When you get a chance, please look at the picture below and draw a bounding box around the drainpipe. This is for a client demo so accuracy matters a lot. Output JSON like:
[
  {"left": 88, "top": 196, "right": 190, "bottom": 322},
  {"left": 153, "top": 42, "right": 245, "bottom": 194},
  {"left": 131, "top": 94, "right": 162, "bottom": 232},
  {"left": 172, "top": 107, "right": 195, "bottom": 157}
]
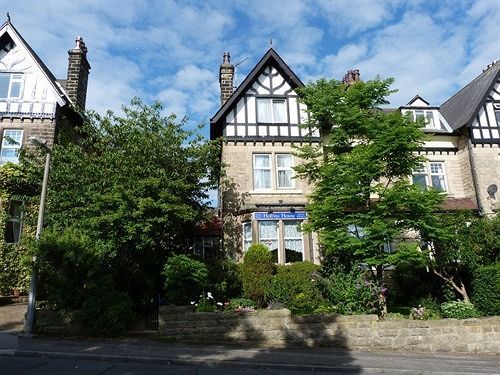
[{"left": 467, "top": 139, "right": 484, "bottom": 216}]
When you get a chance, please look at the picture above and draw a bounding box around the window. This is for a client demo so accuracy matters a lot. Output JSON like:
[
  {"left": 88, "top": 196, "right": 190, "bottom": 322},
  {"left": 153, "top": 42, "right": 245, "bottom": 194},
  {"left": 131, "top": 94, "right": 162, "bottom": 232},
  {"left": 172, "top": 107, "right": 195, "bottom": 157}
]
[
  {"left": 0, "top": 73, "right": 23, "bottom": 99},
  {"left": 258, "top": 220, "right": 279, "bottom": 262},
  {"left": 284, "top": 221, "right": 303, "bottom": 263},
  {"left": 193, "top": 236, "right": 219, "bottom": 260},
  {"left": 253, "top": 153, "right": 294, "bottom": 190},
  {"left": 243, "top": 222, "right": 252, "bottom": 251},
  {"left": 0, "top": 129, "right": 23, "bottom": 164},
  {"left": 276, "top": 154, "right": 293, "bottom": 188},
  {"left": 412, "top": 162, "right": 447, "bottom": 192},
  {"left": 495, "top": 110, "right": 500, "bottom": 126},
  {"left": 257, "top": 98, "right": 286, "bottom": 123},
  {"left": 4, "top": 200, "right": 23, "bottom": 244},
  {"left": 254, "top": 154, "right": 272, "bottom": 189},
  {"left": 412, "top": 110, "right": 436, "bottom": 129}
]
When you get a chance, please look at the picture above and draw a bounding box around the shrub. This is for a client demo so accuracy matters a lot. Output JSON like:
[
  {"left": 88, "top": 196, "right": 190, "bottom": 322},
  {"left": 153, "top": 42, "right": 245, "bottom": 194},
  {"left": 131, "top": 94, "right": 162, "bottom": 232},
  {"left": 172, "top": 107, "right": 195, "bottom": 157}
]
[
  {"left": 413, "top": 295, "right": 442, "bottom": 319},
  {"left": 227, "top": 297, "right": 256, "bottom": 311},
  {"left": 162, "top": 254, "right": 209, "bottom": 305},
  {"left": 266, "top": 261, "right": 321, "bottom": 308},
  {"left": 80, "top": 291, "right": 135, "bottom": 337},
  {"left": 316, "top": 268, "right": 377, "bottom": 315},
  {"left": 206, "top": 258, "right": 242, "bottom": 301},
  {"left": 441, "top": 300, "right": 480, "bottom": 319},
  {"left": 472, "top": 263, "right": 500, "bottom": 316},
  {"left": 240, "top": 244, "right": 275, "bottom": 306}
]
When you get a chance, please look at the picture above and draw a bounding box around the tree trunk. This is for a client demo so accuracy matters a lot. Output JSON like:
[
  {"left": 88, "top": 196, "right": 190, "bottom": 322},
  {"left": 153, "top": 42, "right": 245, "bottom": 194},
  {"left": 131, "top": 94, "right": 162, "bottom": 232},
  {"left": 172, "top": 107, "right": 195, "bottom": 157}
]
[{"left": 432, "top": 268, "right": 470, "bottom": 303}]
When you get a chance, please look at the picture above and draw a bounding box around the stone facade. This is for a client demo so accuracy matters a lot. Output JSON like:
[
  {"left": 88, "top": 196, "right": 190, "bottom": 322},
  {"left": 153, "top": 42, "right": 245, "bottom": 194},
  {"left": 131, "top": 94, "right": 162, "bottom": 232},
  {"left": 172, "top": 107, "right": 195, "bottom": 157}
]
[{"left": 159, "top": 307, "right": 500, "bottom": 354}]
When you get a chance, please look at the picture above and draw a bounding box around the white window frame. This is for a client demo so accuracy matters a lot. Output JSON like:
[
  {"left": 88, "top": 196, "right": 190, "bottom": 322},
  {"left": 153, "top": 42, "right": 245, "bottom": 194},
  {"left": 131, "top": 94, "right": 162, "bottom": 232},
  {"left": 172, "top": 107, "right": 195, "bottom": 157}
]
[
  {"left": 0, "top": 129, "right": 23, "bottom": 165},
  {"left": 253, "top": 154, "right": 272, "bottom": 190},
  {"left": 242, "top": 222, "right": 252, "bottom": 251},
  {"left": 412, "top": 162, "right": 448, "bottom": 192},
  {"left": 256, "top": 98, "right": 287, "bottom": 123},
  {"left": 276, "top": 154, "right": 294, "bottom": 189},
  {"left": 0, "top": 73, "right": 24, "bottom": 99}
]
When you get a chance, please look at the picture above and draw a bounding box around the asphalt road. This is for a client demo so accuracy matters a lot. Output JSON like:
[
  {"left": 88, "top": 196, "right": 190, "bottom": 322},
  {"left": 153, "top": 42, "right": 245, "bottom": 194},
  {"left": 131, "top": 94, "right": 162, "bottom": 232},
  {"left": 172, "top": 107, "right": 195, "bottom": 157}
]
[{"left": 2, "top": 355, "right": 311, "bottom": 375}]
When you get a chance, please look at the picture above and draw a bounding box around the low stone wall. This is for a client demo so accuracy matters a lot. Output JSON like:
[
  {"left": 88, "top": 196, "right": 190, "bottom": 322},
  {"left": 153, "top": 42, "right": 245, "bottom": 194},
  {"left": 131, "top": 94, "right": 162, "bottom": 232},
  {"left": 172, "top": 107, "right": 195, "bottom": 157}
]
[{"left": 159, "top": 307, "right": 500, "bottom": 354}]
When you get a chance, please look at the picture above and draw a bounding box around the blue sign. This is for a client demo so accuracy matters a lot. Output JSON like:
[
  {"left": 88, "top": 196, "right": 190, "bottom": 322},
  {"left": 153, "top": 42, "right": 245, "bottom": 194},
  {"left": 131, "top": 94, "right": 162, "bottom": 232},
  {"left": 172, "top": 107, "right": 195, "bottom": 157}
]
[{"left": 254, "top": 212, "right": 307, "bottom": 220}]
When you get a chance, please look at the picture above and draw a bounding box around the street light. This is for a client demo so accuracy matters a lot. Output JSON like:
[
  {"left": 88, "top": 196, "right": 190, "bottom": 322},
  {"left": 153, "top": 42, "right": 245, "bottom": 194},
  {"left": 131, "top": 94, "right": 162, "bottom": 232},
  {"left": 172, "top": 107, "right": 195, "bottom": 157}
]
[{"left": 24, "top": 137, "right": 51, "bottom": 334}]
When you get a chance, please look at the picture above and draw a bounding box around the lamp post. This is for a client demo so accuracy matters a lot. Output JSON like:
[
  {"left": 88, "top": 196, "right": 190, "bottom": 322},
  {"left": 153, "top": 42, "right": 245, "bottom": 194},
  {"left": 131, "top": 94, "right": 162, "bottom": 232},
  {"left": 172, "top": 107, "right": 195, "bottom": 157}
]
[{"left": 24, "top": 137, "right": 51, "bottom": 334}]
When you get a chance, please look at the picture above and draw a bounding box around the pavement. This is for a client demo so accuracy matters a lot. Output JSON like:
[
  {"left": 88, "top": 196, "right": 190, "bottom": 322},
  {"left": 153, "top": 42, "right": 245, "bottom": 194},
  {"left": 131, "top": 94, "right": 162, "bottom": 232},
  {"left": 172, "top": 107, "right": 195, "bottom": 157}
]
[{"left": 1, "top": 330, "right": 499, "bottom": 374}]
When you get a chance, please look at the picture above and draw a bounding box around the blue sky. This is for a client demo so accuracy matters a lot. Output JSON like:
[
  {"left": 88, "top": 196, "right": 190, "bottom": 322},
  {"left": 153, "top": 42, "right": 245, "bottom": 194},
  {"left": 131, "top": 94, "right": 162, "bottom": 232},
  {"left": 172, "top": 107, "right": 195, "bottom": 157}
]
[{"left": 3, "top": 0, "right": 500, "bottom": 138}]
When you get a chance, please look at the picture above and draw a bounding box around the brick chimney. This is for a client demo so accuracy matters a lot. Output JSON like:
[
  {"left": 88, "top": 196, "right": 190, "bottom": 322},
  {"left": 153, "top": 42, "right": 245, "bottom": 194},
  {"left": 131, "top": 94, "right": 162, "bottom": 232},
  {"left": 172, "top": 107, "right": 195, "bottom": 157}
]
[
  {"left": 219, "top": 51, "right": 234, "bottom": 106},
  {"left": 342, "top": 69, "right": 360, "bottom": 85},
  {"left": 66, "top": 36, "right": 91, "bottom": 110}
]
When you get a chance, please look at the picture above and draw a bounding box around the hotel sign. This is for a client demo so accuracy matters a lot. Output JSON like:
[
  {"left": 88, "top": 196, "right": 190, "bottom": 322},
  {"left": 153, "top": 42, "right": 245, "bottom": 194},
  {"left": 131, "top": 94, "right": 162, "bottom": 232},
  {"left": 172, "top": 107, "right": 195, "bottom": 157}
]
[{"left": 254, "top": 212, "right": 307, "bottom": 220}]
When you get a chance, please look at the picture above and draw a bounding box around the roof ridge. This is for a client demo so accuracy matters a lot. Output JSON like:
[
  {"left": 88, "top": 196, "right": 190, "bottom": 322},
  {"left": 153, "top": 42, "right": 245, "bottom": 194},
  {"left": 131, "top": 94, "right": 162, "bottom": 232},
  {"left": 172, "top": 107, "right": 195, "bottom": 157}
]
[{"left": 441, "top": 60, "right": 500, "bottom": 107}]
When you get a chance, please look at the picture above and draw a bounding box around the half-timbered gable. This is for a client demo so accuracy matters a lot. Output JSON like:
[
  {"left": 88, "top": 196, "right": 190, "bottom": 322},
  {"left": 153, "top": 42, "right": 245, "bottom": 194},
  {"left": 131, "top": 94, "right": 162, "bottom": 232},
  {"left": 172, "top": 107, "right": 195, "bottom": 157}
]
[
  {"left": 0, "top": 18, "right": 90, "bottom": 166},
  {"left": 211, "top": 48, "right": 319, "bottom": 141},
  {"left": 400, "top": 95, "right": 452, "bottom": 133}
]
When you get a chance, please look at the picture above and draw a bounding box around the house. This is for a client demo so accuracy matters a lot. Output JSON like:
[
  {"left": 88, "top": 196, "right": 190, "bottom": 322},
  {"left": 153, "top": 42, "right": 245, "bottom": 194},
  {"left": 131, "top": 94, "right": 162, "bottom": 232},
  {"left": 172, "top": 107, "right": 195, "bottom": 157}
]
[
  {"left": 210, "top": 48, "right": 321, "bottom": 264},
  {"left": 211, "top": 48, "right": 499, "bottom": 263},
  {"left": 0, "top": 17, "right": 90, "bottom": 244}
]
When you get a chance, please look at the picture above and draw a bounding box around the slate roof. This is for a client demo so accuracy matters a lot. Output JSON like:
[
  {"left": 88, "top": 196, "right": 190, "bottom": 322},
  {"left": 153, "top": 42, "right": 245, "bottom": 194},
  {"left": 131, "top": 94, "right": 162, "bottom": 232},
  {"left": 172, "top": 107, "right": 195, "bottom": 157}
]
[
  {"left": 0, "top": 19, "right": 69, "bottom": 106},
  {"left": 210, "top": 48, "right": 304, "bottom": 139},
  {"left": 440, "top": 61, "right": 500, "bottom": 131}
]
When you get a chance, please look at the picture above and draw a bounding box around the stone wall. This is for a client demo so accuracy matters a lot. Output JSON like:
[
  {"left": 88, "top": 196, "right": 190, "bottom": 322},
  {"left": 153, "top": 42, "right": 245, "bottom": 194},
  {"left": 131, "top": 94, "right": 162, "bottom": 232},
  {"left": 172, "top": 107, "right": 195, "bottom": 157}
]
[{"left": 159, "top": 307, "right": 500, "bottom": 354}]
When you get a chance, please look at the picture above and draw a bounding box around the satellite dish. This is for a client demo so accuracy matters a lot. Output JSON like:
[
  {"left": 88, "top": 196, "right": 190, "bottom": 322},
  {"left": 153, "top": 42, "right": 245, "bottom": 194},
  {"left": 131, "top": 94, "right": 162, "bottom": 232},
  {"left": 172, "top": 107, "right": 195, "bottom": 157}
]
[{"left": 487, "top": 184, "right": 498, "bottom": 197}]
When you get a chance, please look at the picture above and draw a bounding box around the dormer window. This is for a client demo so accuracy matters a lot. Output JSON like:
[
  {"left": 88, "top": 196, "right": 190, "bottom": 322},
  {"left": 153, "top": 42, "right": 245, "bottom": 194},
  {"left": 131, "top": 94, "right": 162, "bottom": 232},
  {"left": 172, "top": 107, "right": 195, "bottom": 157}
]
[
  {"left": 257, "top": 98, "right": 286, "bottom": 123},
  {"left": 0, "top": 73, "right": 23, "bottom": 99},
  {"left": 413, "top": 110, "right": 436, "bottom": 129}
]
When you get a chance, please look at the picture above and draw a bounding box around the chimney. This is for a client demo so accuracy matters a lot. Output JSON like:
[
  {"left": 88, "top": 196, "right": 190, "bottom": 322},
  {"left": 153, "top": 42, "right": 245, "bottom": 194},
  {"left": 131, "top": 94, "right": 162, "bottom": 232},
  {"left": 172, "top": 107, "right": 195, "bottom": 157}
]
[
  {"left": 66, "top": 36, "right": 91, "bottom": 110},
  {"left": 342, "top": 69, "right": 360, "bottom": 85},
  {"left": 483, "top": 60, "right": 499, "bottom": 73},
  {"left": 219, "top": 51, "right": 234, "bottom": 106}
]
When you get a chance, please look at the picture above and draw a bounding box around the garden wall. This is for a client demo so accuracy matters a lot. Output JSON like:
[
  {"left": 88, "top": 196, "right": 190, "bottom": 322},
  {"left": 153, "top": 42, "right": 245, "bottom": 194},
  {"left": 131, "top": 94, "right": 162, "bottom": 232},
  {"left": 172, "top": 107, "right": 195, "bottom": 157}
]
[{"left": 159, "top": 306, "right": 500, "bottom": 354}]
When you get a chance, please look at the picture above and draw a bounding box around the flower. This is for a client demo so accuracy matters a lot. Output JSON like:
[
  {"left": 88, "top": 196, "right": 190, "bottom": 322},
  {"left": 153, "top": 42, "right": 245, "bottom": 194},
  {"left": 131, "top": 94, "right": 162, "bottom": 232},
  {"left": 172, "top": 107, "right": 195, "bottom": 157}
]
[
  {"left": 190, "top": 301, "right": 195, "bottom": 305},
  {"left": 216, "top": 302, "right": 223, "bottom": 306},
  {"left": 207, "top": 292, "right": 213, "bottom": 299}
]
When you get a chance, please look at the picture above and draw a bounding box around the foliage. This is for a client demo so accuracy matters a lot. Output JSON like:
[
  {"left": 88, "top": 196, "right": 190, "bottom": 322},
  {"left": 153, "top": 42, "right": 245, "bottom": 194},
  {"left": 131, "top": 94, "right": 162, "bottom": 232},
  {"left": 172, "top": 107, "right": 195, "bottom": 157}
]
[
  {"left": 472, "top": 263, "right": 500, "bottom": 316},
  {"left": 226, "top": 297, "right": 256, "bottom": 311},
  {"left": 441, "top": 300, "right": 480, "bottom": 319},
  {"left": 206, "top": 258, "right": 242, "bottom": 301},
  {"left": 295, "top": 78, "right": 444, "bottom": 282},
  {"left": 18, "top": 99, "right": 219, "bottom": 308},
  {"left": 266, "top": 261, "right": 321, "bottom": 308},
  {"left": 35, "top": 227, "right": 113, "bottom": 309},
  {"left": 316, "top": 267, "right": 382, "bottom": 315},
  {"left": 80, "top": 291, "right": 135, "bottom": 337},
  {"left": 162, "top": 254, "right": 209, "bottom": 305},
  {"left": 195, "top": 291, "right": 223, "bottom": 312},
  {"left": 240, "top": 244, "right": 275, "bottom": 306},
  {"left": 420, "top": 212, "right": 500, "bottom": 303},
  {"left": 0, "top": 242, "right": 32, "bottom": 295}
]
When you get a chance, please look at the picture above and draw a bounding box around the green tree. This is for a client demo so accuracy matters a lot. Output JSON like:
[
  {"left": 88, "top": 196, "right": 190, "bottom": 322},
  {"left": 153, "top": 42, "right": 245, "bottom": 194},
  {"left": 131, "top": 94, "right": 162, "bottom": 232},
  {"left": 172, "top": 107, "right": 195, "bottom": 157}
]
[
  {"left": 25, "top": 99, "right": 220, "bottom": 306},
  {"left": 295, "top": 78, "right": 444, "bottom": 309},
  {"left": 420, "top": 212, "right": 500, "bottom": 303}
]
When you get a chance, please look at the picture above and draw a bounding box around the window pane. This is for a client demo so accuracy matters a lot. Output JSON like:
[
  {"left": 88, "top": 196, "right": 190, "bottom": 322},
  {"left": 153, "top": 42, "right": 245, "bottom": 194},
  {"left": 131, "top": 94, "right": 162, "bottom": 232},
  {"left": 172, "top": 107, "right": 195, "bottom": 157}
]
[
  {"left": 414, "top": 110, "right": 424, "bottom": 121},
  {"left": 276, "top": 154, "right": 292, "bottom": 168},
  {"left": 243, "top": 222, "right": 252, "bottom": 251},
  {"left": 273, "top": 99, "right": 286, "bottom": 123},
  {"left": 429, "top": 163, "right": 443, "bottom": 174},
  {"left": 9, "top": 201, "right": 23, "bottom": 220},
  {"left": 4, "top": 130, "right": 23, "bottom": 145},
  {"left": 277, "top": 170, "right": 292, "bottom": 188},
  {"left": 425, "top": 112, "right": 435, "bottom": 128},
  {"left": 254, "top": 169, "right": 271, "bottom": 189},
  {"left": 259, "top": 221, "right": 278, "bottom": 262},
  {"left": 495, "top": 110, "right": 500, "bottom": 126},
  {"left": 284, "top": 221, "right": 303, "bottom": 263},
  {"left": 10, "top": 81, "right": 21, "bottom": 98},
  {"left": 254, "top": 154, "right": 270, "bottom": 168},
  {"left": 257, "top": 99, "right": 272, "bottom": 122},
  {"left": 0, "top": 74, "right": 9, "bottom": 98},
  {"left": 412, "top": 174, "right": 428, "bottom": 191},
  {"left": 431, "top": 175, "right": 446, "bottom": 191}
]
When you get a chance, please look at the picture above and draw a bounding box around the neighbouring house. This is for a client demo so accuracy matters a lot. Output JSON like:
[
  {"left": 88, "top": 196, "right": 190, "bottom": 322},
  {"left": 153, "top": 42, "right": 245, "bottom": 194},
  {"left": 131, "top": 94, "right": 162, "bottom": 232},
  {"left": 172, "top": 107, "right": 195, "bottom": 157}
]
[
  {"left": 211, "top": 48, "right": 500, "bottom": 263},
  {"left": 0, "top": 17, "right": 90, "bottom": 244}
]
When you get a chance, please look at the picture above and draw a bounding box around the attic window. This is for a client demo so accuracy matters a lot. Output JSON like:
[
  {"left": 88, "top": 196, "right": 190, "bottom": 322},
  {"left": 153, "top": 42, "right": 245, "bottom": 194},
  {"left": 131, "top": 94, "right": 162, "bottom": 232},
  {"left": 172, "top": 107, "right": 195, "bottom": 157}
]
[
  {"left": 412, "top": 110, "right": 436, "bottom": 129},
  {"left": 257, "top": 98, "right": 287, "bottom": 123},
  {"left": 0, "top": 33, "right": 15, "bottom": 53},
  {"left": 0, "top": 73, "right": 23, "bottom": 99}
]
